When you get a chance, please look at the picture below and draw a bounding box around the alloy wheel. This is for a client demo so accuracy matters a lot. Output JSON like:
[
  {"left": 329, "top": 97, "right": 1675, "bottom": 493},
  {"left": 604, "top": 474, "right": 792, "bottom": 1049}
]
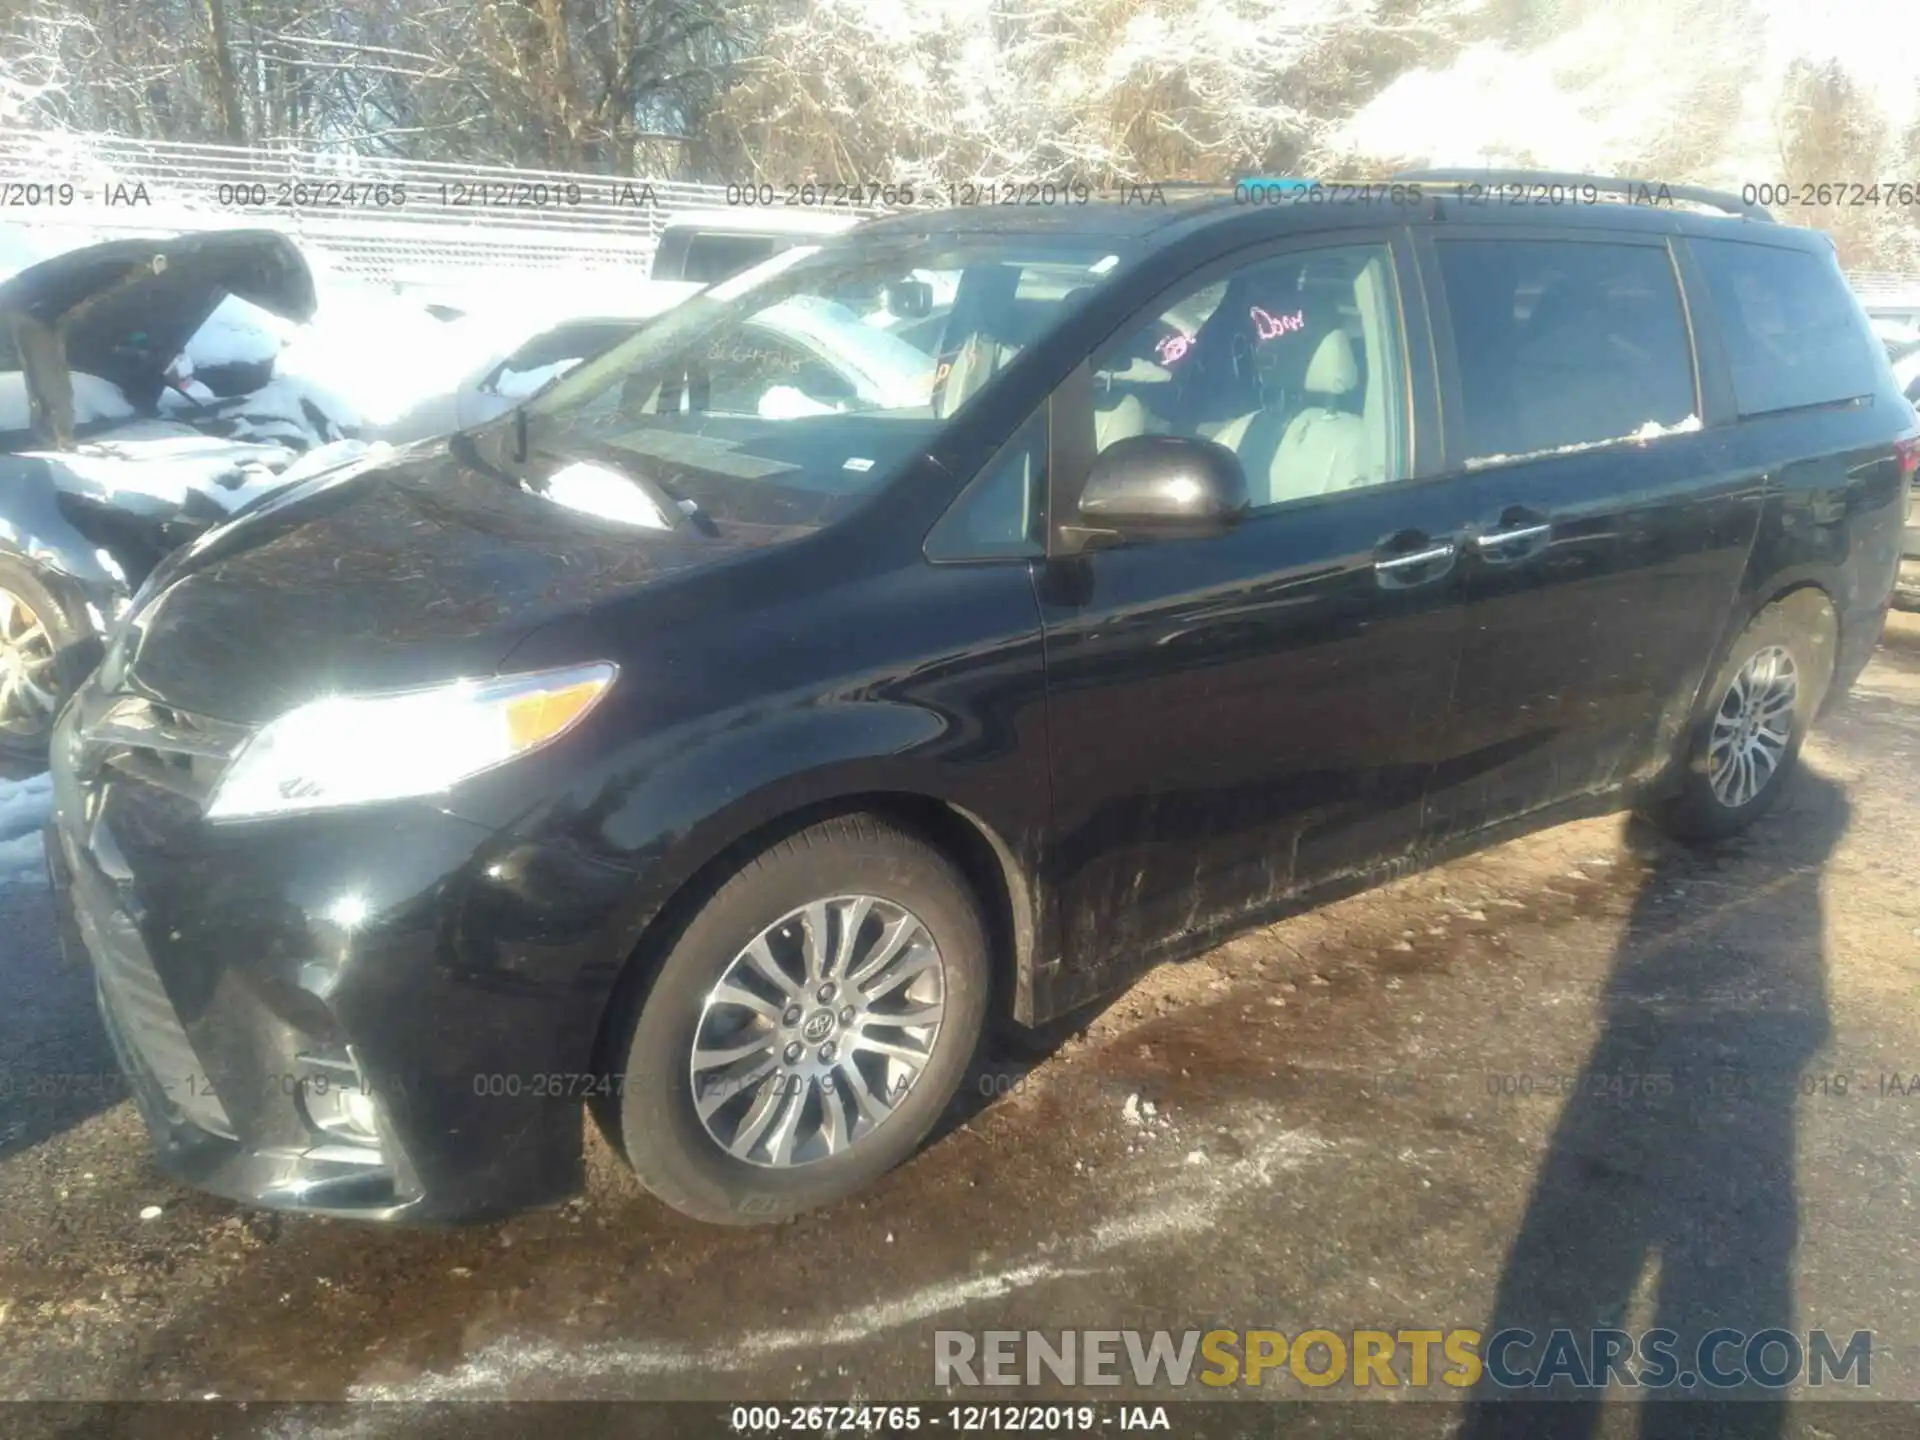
[
  {"left": 0, "top": 587, "right": 59, "bottom": 737},
  {"left": 690, "top": 894, "right": 946, "bottom": 1168},
  {"left": 1708, "top": 644, "right": 1798, "bottom": 809}
]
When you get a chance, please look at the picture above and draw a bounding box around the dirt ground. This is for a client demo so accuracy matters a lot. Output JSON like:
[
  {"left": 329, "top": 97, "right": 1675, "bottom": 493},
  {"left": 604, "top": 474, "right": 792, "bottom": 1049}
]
[{"left": 7, "top": 616, "right": 1920, "bottom": 1437}]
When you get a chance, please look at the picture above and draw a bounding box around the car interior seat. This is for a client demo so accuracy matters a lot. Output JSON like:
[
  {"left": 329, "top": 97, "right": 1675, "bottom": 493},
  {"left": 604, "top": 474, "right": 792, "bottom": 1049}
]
[{"left": 1256, "top": 329, "right": 1368, "bottom": 504}]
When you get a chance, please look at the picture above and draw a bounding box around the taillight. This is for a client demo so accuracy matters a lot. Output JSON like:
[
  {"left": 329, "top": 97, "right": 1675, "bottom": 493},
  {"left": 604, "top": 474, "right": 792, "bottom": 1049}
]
[{"left": 1898, "top": 435, "right": 1920, "bottom": 483}]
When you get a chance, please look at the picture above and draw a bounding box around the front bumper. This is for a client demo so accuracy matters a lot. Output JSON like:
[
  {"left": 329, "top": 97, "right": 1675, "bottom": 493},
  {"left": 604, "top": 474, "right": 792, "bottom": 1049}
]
[{"left": 47, "top": 684, "right": 640, "bottom": 1223}]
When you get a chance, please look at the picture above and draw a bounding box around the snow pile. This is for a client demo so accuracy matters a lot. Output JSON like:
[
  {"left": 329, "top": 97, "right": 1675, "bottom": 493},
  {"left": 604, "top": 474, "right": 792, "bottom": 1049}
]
[
  {"left": 159, "top": 373, "right": 351, "bottom": 452},
  {"left": 181, "top": 295, "right": 297, "bottom": 374},
  {"left": 0, "top": 372, "right": 134, "bottom": 433},
  {"left": 274, "top": 280, "right": 474, "bottom": 431},
  {"left": 0, "top": 771, "right": 52, "bottom": 888},
  {"left": 27, "top": 428, "right": 298, "bottom": 510}
]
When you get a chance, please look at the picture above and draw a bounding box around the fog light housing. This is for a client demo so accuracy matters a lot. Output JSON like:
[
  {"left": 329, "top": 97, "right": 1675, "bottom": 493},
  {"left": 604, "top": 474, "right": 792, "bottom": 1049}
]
[{"left": 295, "top": 1048, "right": 381, "bottom": 1149}]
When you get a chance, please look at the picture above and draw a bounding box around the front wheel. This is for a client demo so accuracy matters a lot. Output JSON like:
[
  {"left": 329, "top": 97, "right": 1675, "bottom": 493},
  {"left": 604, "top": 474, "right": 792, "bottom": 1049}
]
[
  {"left": 0, "top": 555, "right": 90, "bottom": 762},
  {"left": 614, "top": 815, "right": 990, "bottom": 1225},
  {"left": 1646, "top": 592, "right": 1835, "bottom": 843}
]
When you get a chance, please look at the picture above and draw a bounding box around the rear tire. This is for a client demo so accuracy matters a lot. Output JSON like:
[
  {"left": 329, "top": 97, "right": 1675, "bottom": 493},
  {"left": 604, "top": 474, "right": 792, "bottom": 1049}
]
[
  {"left": 615, "top": 815, "right": 990, "bottom": 1225},
  {"left": 1646, "top": 592, "right": 1835, "bottom": 843},
  {"left": 0, "top": 554, "right": 92, "bottom": 763}
]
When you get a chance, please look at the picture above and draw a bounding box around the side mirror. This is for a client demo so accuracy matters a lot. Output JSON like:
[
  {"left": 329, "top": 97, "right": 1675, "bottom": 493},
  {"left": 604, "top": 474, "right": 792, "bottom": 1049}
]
[
  {"left": 1062, "top": 434, "right": 1250, "bottom": 550},
  {"left": 886, "top": 280, "right": 935, "bottom": 318}
]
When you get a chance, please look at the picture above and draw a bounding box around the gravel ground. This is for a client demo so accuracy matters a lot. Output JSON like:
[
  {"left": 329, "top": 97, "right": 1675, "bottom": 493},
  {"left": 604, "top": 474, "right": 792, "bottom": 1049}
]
[{"left": 6, "top": 617, "right": 1920, "bottom": 1438}]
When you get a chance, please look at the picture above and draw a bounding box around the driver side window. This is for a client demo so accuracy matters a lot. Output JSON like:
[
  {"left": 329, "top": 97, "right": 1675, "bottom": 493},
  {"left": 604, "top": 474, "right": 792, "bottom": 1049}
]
[{"left": 1090, "top": 244, "right": 1407, "bottom": 509}]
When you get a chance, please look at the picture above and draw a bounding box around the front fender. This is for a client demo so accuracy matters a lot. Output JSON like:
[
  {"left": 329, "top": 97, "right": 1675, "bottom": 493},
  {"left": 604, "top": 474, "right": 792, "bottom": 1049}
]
[
  {"left": 0, "top": 455, "right": 138, "bottom": 625},
  {"left": 605, "top": 694, "right": 1043, "bottom": 921}
]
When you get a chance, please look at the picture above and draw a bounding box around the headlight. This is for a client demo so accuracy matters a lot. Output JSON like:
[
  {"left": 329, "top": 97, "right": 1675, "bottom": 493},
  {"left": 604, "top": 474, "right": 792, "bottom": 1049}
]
[{"left": 204, "top": 662, "right": 616, "bottom": 821}]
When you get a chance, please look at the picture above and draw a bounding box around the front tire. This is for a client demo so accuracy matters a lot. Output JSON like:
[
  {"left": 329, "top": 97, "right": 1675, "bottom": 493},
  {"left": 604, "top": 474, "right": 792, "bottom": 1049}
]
[
  {"left": 616, "top": 815, "right": 990, "bottom": 1225},
  {"left": 0, "top": 555, "right": 91, "bottom": 763},
  {"left": 1647, "top": 591, "right": 1835, "bottom": 843}
]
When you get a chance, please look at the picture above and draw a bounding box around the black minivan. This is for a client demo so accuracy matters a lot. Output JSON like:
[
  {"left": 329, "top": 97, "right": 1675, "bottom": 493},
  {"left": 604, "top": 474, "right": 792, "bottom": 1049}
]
[{"left": 45, "top": 172, "right": 1920, "bottom": 1225}]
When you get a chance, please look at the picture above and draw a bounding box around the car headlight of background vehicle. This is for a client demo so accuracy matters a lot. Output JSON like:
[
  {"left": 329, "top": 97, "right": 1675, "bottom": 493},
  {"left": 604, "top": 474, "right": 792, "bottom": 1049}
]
[{"left": 204, "top": 662, "right": 616, "bottom": 821}]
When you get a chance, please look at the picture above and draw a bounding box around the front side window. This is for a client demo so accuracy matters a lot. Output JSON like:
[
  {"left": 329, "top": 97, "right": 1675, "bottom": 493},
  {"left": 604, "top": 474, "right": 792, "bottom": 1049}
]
[
  {"left": 529, "top": 237, "right": 1126, "bottom": 532},
  {"left": 1693, "top": 238, "right": 1884, "bottom": 418},
  {"left": 1089, "top": 242, "right": 1408, "bottom": 508},
  {"left": 1434, "top": 239, "right": 1697, "bottom": 463}
]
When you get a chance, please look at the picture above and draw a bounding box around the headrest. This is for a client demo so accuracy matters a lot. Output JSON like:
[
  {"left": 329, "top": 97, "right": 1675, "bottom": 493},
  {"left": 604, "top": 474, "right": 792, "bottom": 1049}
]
[{"left": 1303, "top": 330, "right": 1359, "bottom": 397}]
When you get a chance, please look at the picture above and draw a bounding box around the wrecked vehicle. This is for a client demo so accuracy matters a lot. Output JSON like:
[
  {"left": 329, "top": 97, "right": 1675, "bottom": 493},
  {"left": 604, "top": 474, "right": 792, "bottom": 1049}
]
[{"left": 0, "top": 229, "right": 339, "bottom": 757}]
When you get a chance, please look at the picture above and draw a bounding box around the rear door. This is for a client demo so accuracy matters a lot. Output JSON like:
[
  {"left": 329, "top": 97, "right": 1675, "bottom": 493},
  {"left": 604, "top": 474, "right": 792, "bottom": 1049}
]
[
  {"left": 1414, "top": 228, "right": 1764, "bottom": 842},
  {"left": 1035, "top": 232, "right": 1467, "bottom": 992}
]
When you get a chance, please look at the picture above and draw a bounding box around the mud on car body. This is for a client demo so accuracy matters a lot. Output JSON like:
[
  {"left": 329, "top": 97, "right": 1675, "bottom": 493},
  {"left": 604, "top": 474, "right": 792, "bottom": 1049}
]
[{"left": 45, "top": 172, "right": 1920, "bottom": 1226}]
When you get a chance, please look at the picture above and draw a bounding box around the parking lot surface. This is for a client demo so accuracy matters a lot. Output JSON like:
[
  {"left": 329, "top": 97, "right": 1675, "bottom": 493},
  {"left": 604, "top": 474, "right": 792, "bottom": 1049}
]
[{"left": 7, "top": 618, "right": 1920, "bottom": 1436}]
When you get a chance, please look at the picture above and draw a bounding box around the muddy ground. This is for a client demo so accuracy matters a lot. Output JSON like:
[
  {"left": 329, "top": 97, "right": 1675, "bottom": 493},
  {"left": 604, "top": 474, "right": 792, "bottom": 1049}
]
[{"left": 7, "top": 618, "right": 1920, "bottom": 1437}]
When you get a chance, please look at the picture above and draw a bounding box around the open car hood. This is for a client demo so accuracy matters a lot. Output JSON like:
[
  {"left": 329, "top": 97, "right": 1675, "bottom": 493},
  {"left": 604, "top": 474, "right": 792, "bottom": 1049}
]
[{"left": 0, "top": 230, "right": 317, "bottom": 418}]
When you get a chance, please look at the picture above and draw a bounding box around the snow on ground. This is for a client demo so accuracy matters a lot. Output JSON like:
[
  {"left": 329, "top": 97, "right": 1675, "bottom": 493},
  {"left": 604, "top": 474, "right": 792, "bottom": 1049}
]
[{"left": 0, "top": 772, "right": 52, "bottom": 889}]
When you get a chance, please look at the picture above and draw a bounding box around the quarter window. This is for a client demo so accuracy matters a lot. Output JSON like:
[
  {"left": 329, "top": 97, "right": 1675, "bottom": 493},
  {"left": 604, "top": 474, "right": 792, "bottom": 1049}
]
[
  {"left": 1088, "top": 243, "right": 1408, "bottom": 508},
  {"left": 1433, "top": 239, "right": 1697, "bottom": 463},
  {"left": 1692, "top": 238, "right": 1883, "bottom": 417},
  {"left": 925, "top": 409, "right": 1047, "bottom": 560}
]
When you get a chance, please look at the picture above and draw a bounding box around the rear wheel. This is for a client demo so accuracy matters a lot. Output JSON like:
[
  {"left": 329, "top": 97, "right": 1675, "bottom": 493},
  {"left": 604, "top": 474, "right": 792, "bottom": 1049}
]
[
  {"left": 1646, "top": 592, "right": 1835, "bottom": 842},
  {"left": 0, "top": 556, "right": 87, "bottom": 762},
  {"left": 614, "top": 815, "right": 990, "bottom": 1224}
]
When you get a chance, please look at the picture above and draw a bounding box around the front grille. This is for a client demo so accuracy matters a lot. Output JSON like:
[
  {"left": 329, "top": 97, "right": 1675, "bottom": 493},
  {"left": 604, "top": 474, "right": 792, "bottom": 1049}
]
[{"left": 63, "top": 830, "right": 236, "bottom": 1140}]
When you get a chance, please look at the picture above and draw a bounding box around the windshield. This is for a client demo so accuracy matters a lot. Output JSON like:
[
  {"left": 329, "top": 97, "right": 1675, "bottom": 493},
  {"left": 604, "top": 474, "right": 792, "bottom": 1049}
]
[{"left": 528, "top": 234, "right": 1127, "bottom": 527}]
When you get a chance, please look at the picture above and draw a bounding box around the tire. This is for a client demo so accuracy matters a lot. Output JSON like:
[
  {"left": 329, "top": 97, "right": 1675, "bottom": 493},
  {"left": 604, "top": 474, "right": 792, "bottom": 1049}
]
[
  {"left": 614, "top": 814, "right": 990, "bottom": 1225},
  {"left": 0, "top": 554, "right": 93, "bottom": 763},
  {"left": 1646, "top": 591, "right": 1836, "bottom": 843}
]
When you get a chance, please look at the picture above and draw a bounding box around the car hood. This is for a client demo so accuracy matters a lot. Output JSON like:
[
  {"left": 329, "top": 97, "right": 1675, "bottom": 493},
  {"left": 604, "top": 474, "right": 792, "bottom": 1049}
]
[
  {"left": 113, "top": 433, "right": 806, "bottom": 724},
  {"left": 0, "top": 230, "right": 316, "bottom": 419}
]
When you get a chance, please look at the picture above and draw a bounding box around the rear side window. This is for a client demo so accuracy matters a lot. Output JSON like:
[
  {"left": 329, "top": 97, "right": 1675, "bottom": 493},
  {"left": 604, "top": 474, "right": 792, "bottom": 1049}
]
[
  {"left": 1693, "top": 239, "right": 1882, "bottom": 417},
  {"left": 1434, "top": 239, "right": 1697, "bottom": 463}
]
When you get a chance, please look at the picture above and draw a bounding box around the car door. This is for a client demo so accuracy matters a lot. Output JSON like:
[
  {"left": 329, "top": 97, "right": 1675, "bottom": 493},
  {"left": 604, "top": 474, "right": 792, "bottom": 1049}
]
[
  {"left": 1034, "top": 233, "right": 1466, "bottom": 990},
  {"left": 1414, "top": 228, "right": 1764, "bottom": 843}
]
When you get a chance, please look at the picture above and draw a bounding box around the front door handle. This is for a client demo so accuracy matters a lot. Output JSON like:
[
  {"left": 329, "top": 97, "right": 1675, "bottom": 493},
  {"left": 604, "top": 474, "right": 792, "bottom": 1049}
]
[
  {"left": 1375, "top": 542, "right": 1457, "bottom": 571},
  {"left": 1373, "top": 538, "right": 1457, "bottom": 589}
]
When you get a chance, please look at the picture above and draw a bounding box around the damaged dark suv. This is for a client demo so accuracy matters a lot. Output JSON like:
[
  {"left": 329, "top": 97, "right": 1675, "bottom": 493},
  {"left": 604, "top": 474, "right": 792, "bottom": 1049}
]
[{"left": 45, "top": 172, "right": 1919, "bottom": 1226}]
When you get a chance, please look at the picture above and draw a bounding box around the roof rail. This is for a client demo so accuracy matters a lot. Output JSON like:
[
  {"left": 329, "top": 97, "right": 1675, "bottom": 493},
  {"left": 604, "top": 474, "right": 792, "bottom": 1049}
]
[{"left": 1392, "top": 168, "right": 1773, "bottom": 222}]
